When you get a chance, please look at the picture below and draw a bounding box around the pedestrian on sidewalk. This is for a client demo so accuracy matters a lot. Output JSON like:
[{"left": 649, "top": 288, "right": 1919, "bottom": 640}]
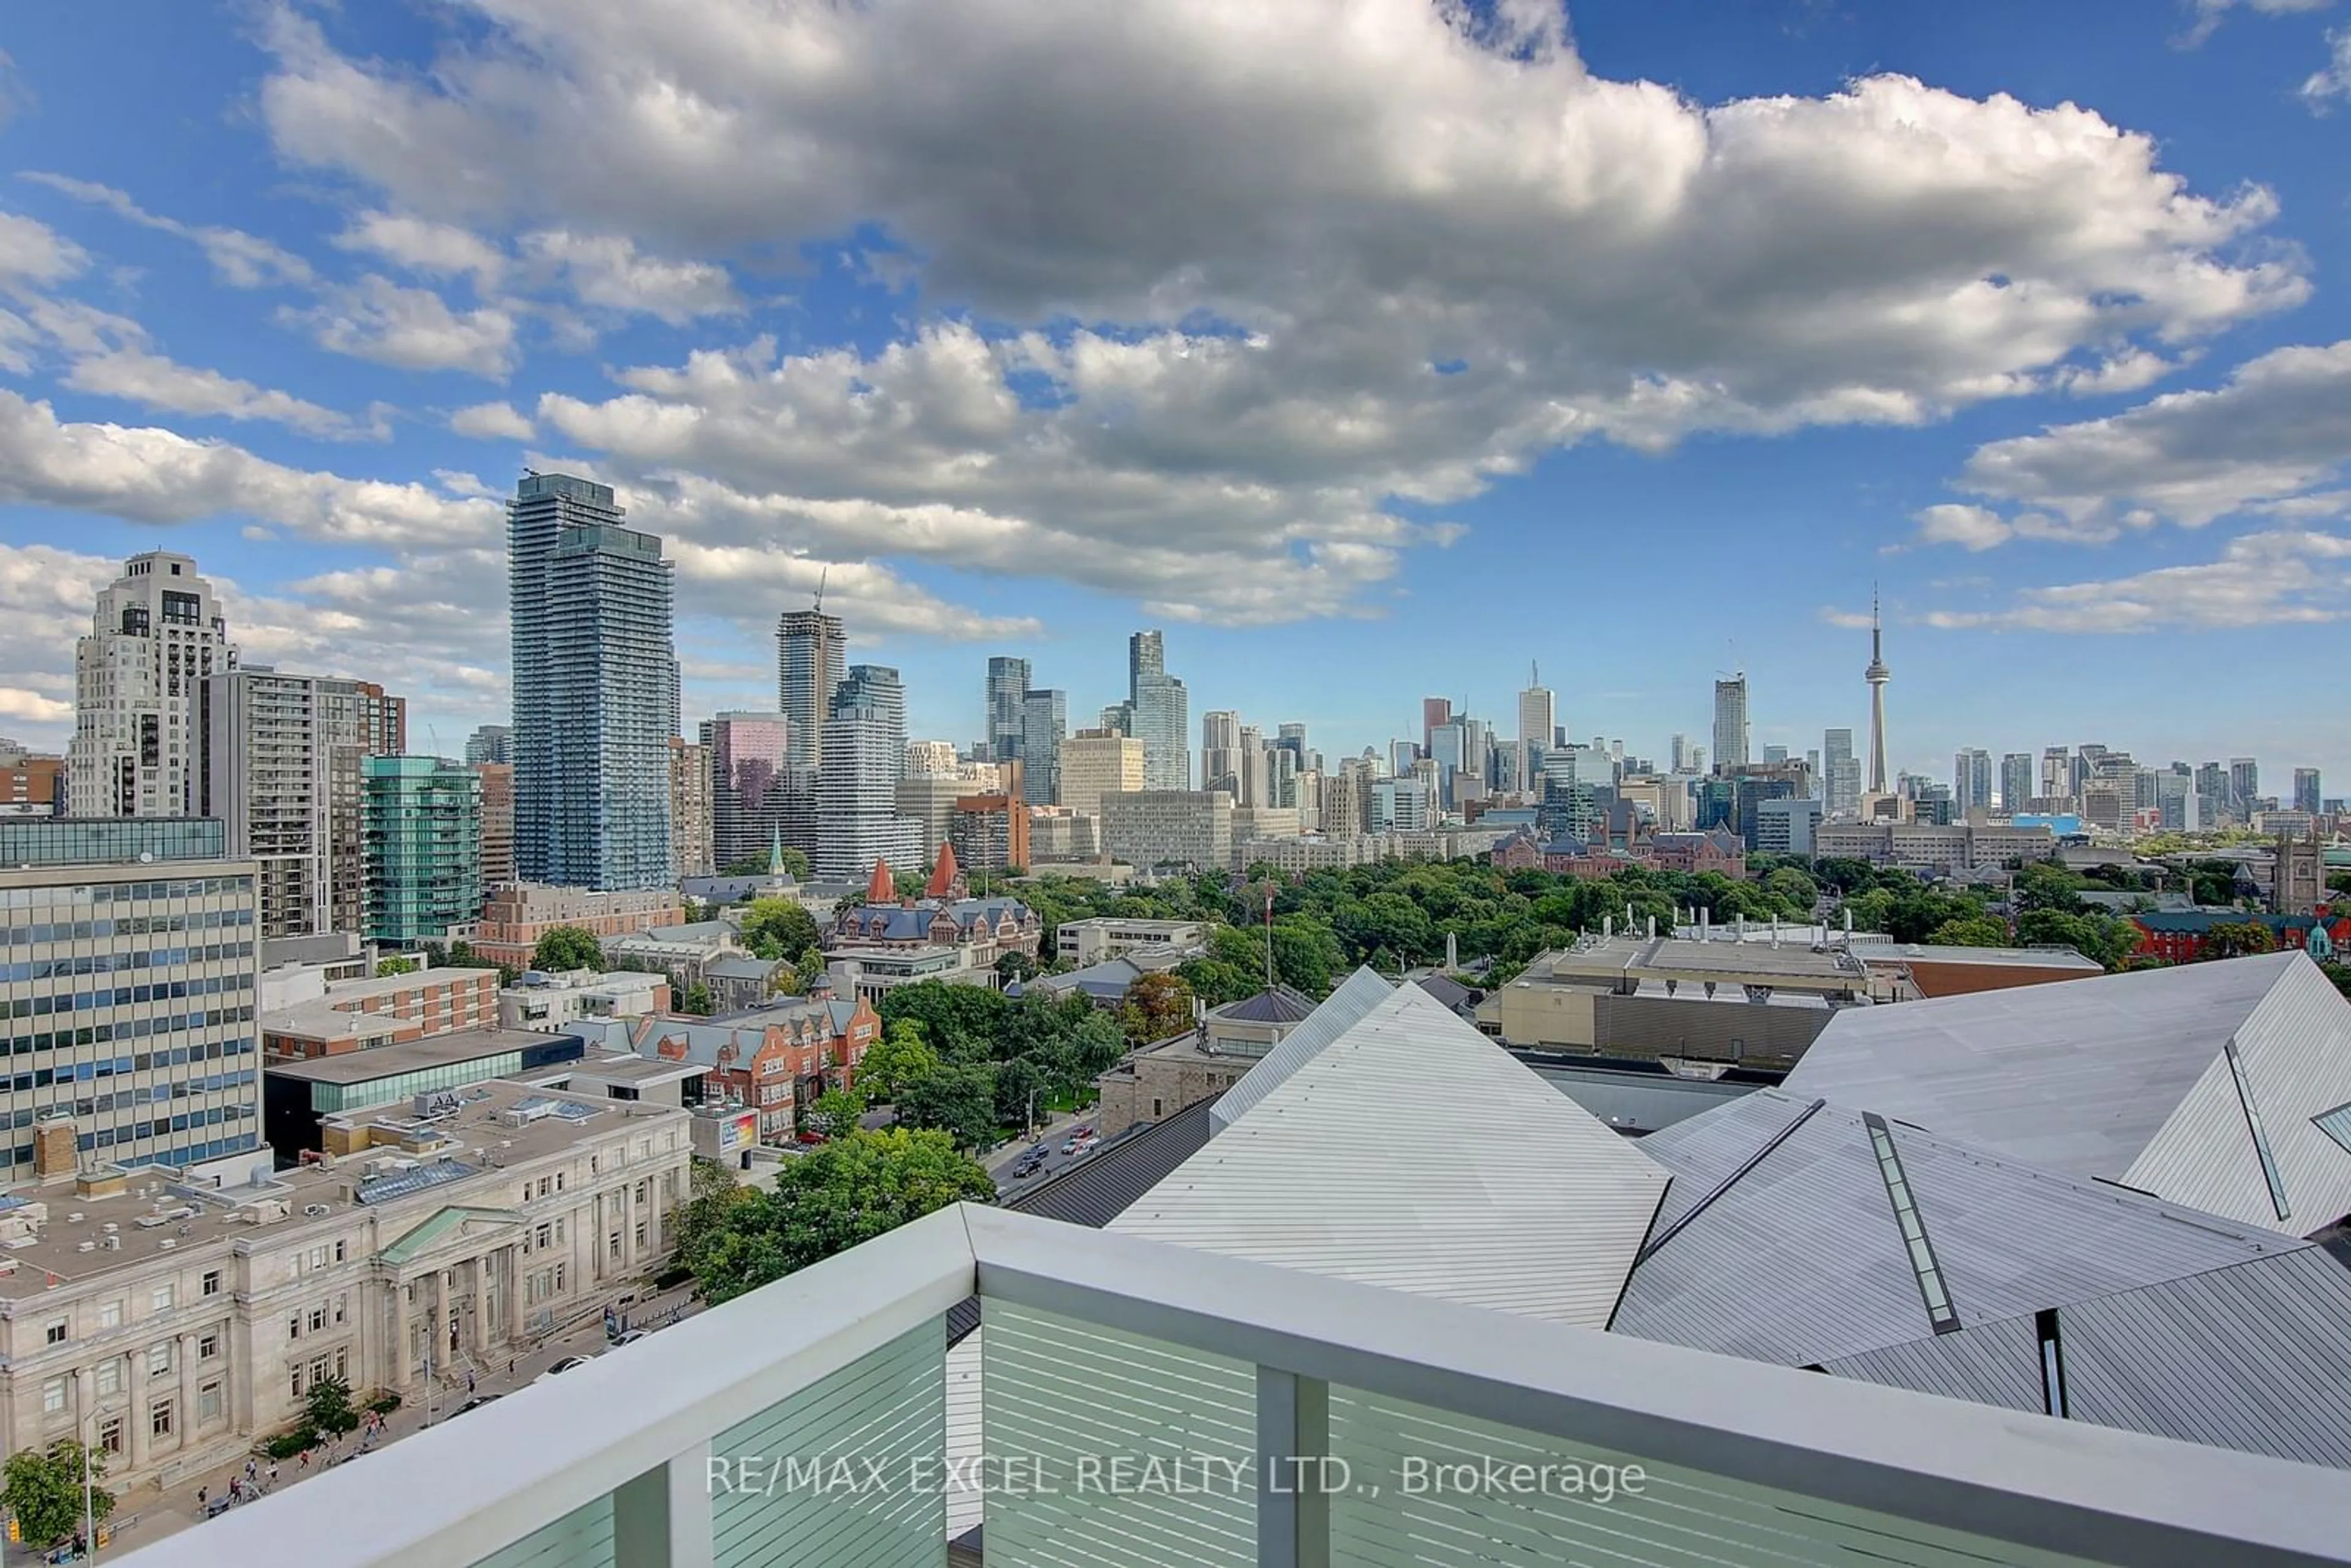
[
  {"left": 196, "top": 1485, "right": 207, "bottom": 1511},
  {"left": 466, "top": 1369, "right": 476, "bottom": 1395},
  {"left": 268, "top": 1461, "right": 279, "bottom": 1488},
  {"left": 507, "top": 1357, "right": 516, "bottom": 1376}
]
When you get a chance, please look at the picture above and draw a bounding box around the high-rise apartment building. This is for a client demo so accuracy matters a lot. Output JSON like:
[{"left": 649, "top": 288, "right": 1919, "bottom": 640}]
[
  {"left": 1669, "top": 733, "right": 1688, "bottom": 775},
  {"left": 200, "top": 667, "right": 377, "bottom": 939},
  {"left": 1420, "top": 698, "right": 1453, "bottom": 759},
  {"left": 2000, "top": 753, "right": 2035, "bottom": 813},
  {"left": 353, "top": 683, "right": 407, "bottom": 757},
  {"left": 838, "top": 667, "right": 907, "bottom": 782},
  {"left": 1127, "top": 631, "right": 1192, "bottom": 791},
  {"left": 669, "top": 737, "right": 714, "bottom": 879},
  {"left": 776, "top": 609, "right": 846, "bottom": 771},
  {"left": 948, "top": 794, "right": 1031, "bottom": 875},
  {"left": 812, "top": 710, "right": 923, "bottom": 884},
  {"left": 509, "top": 473, "right": 678, "bottom": 891},
  {"left": 985, "top": 657, "right": 1031, "bottom": 766},
  {"left": 362, "top": 756, "right": 482, "bottom": 946},
  {"left": 464, "top": 725, "right": 513, "bottom": 765},
  {"left": 2042, "top": 748, "right": 2073, "bottom": 804},
  {"left": 1020, "top": 689, "right": 1066, "bottom": 807},
  {"left": 1711, "top": 676, "right": 1749, "bottom": 773},
  {"left": 1201, "top": 711, "right": 1244, "bottom": 798},
  {"left": 70, "top": 552, "right": 236, "bottom": 818},
  {"left": 702, "top": 713, "right": 792, "bottom": 873},
  {"left": 1, "top": 839, "right": 263, "bottom": 1177},
  {"left": 1059, "top": 730, "right": 1146, "bottom": 817},
  {"left": 2294, "top": 768, "right": 2322, "bottom": 816},
  {"left": 1822, "top": 729, "right": 1860, "bottom": 820},
  {"left": 1952, "top": 749, "right": 1994, "bottom": 814},
  {"left": 474, "top": 762, "right": 514, "bottom": 888}
]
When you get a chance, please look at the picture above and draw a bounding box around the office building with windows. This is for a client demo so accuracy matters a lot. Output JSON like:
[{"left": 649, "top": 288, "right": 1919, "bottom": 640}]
[
  {"left": 362, "top": 756, "right": 482, "bottom": 947},
  {"left": 836, "top": 666, "right": 907, "bottom": 783},
  {"left": 701, "top": 713, "right": 792, "bottom": 874},
  {"left": 811, "top": 709, "right": 924, "bottom": 885},
  {"left": 984, "top": 656, "right": 1030, "bottom": 768},
  {"left": 1128, "top": 631, "right": 1191, "bottom": 791},
  {"left": 463, "top": 725, "right": 513, "bottom": 766},
  {"left": 508, "top": 474, "right": 678, "bottom": 891},
  {"left": 473, "top": 763, "right": 515, "bottom": 890},
  {"left": 2295, "top": 768, "right": 2322, "bottom": 817},
  {"left": 70, "top": 552, "right": 236, "bottom": 820},
  {"left": 1711, "top": 675, "right": 1749, "bottom": 772},
  {"left": 0, "top": 857, "right": 264, "bottom": 1181},
  {"left": 1952, "top": 748, "right": 1993, "bottom": 814},
  {"left": 1020, "top": 689, "right": 1066, "bottom": 807},
  {"left": 667, "top": 738, "right": 714, "bottom": 880}
]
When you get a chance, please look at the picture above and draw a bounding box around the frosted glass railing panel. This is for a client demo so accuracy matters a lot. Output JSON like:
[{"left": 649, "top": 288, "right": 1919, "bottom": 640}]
[
  {"left": 982, "top": 1299, "right": 1254, "bottom": 1568},
  {"left": 467, "top": 1495, "right": 612, "bottom": 1568},
  {"left": 711, "top": 1315, "right": 947, "bottom": 1568},
  {"left": 1327, "top": 1386, "right": 2104, "bottom": 1568}
]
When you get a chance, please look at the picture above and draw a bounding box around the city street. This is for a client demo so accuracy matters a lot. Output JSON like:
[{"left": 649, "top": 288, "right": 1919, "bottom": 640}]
[
  {"left": 986, "top": 1107, "right": 1106, "bottom": 1196},
  {"left": 19, "top": 1283, "right": 703, "bottom": 1563}
]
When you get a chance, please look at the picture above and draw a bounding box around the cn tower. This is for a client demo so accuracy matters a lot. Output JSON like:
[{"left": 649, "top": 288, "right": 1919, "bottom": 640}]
[{"left": 1864, "top": 588, "right": 1891, "bottom": 795}]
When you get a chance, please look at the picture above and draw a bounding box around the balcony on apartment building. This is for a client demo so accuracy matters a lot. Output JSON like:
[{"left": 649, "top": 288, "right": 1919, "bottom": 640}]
[{"left": 121, "top": 1202, "right": 2351, "bottom": 1568}]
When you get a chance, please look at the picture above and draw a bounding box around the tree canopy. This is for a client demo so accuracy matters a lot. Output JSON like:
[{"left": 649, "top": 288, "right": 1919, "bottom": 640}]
[
  {"left": 741, "top": 898, "right": 822, "bottom": 962},
  {"left": 896, "top": 1063, "right": 999, "bottom": 1150},
  {"left": 530, "top": 925, "right": 605, "bottom": 972},
  {"left": 3, "top": 1441, "right": 112, "bottom": 1548},
  {"left": 855, "top": 1022, "right": 942, "bottom": 1101},
  {"left": 678, "top": 1130, "right": 994, "bottom": 1304},
  {"left": 2199, "top": 921, "right": 2280, "bottom": 961}
]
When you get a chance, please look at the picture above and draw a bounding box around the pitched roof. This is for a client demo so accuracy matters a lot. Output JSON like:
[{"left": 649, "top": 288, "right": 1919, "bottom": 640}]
[
  {"left": 925, "top": 841, "right": 960, "bottom": 898},
  {"left": 1614, "top": 1089, "right": 2304, "bottom": 1367},
  {"left": 1210, "top": 985, "right": 1318, "bottom": 1024},
  {"left": 1113, "top": 981, "right": 1671, "bottom": 1326},
  {"left": 1783, "top": 951, "right": 2351, "bottom": 1235},
  {"left": 1414, "top": 973, "right": 1475, "bottom": 1011},
  {"left": 1002, "top": 1094, "right": 1224, "bottom": 1229},
  {"left": 1209, "top": 966, "right": 1395, "bottom": 1134},
  {"left": 866, "top": 858, "right": 896, "bottom": 903},
  {"left": 1823, "top": 1247, "right": 2351, "bottom": 1471}
]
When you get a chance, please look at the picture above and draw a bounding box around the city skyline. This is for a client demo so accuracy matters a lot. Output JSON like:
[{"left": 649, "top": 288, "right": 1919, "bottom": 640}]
[{"left": 1, "top": 6, "right": 2347, "bottom": 782}]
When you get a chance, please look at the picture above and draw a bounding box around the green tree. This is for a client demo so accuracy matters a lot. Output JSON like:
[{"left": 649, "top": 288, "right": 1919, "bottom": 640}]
[
  {"left": 2015, "top": 909, "right": 2138, "bottom": 970},
  {"left": 721, "top": 847, "right": 811, "bottom": 880},
  {"left": 741, "top": 899, "right": 822, "bottom": 962},
  {"left": 530, "top": 925, "right": 606, "bottom": 973},
  {"left": 680, "top": 1129, "right": 993, "bottom": 1303},
  {"left": 2199, "top": 921, "right": 2280, "bottom": 961},
  {"left": 1119, "top": 971, "right": 1196, "bottom": 1043},
  {"left": 1927, "top": 916, "right": 2010, "bottom": 948},
  {"left": 673, "top": 1157, "right": 753, "bottom": 1263},
  {"left": 800, "top": 1086, "right": 868, "bottom": 1140},
  {"left": 994, "top": 950, "right": 1037, "bottom": 983},
  {"left": 681, "top": 981, "right": 714, "bottom": 1016},
  {"left": 2, "top": 1441, "right": 112, "bottom": 1549},
  {"left": 2320, "top": 962, "right": 2351, "bottom": 1000},
  {"left": 994, "top": 1054, "right": 1049, "bottom": 1130},
  {"left": 855, "top": 1023, "right": 942, "bottom": 1101},
  {"left": 305, "top": 1374, "right": 362, "bottom": 1439},
  {"left": 375, "top": 956, "right": 419, "bottom": 978},
  {"left": 2012, "top": 860, "right": 2085, "bottom": 915},
  {"left": 897, "top": 1063, "right": 1001, "bottom": 1150}
]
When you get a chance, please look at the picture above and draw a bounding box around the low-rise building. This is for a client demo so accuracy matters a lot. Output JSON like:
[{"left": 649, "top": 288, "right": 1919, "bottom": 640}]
[
  {"left": 263, "top": 1027, "right": 592, "bottom": 1157},
  {"left": 454, "top": 884, "right": 686, "bottom": 971},
  {"left": 823, "top": 863, "right": 1041, "bottom": 983},
  {"left": 1026, "top": 807, "right": 1102, "bottom": 864},
  {"left": 1484, "top": 934, "right": 1884, "bottom": 1068},
  {"left": 261, "top": 966, "right": 503, "bottom": 1059},
  {"left": 1813, "top": 820, "right": 2055, "bottom": 876},
  {"left": 0, "top": 1082, "right": 688, "bottom": 1495},
  {"left": 498, "top": 969, "right": 671, "bottom": 1033},
  {"left": 1094, "top": 988, "right": 1322, "bottom": 1139},
  {"left": 702, "top": 955, "right": 786, "bottom": 1013},
  {"left": 1054, "top": 917, "right": 1209, "bottom": 966},
  {"left": 1845, "top": 941, "right": 2105, "bottom": 999},
  {"left": 572, "top": 996, "right": 880, "bottom": 1142},
  {"left": 2130, "top": 909, "right": 2349, "bottom": 964},
  {"left": 601, "top": 920, "right": 748, "bottom": 996}
]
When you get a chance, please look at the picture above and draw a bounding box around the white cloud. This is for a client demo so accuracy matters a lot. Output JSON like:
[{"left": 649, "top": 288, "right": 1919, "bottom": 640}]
[
  {"left": 1927, "top": 529, "right": 2351, "bottom": 631},
  {"left": 517, "top": 231, "right": 740, "bottom": 323},
  {"left": 335, "top": 211, "right": 507, "bottom": 285},
  {"left": 450, "top": 400, "right": 537, "bottom": 440},
  {"left": 63, "top": 349, "right": 384, "bottom": 440},
  {"left": 2301, "top": 28, "right": 2351, "bottom": 108},
  {"left": 1914, "top": 503, "right": 2017, "bottom": 552},
  {"left": 290, "top": 275, "right": 517, "bottom": 377},
  {"left": 23, "top": 173, "right": 316, "bottom": 289},
  {"left": 2181, "top": 0, "right": 2332, "bottom": 47},
  {"left": 0, "top": 211, "right": 87, "bottom": 288},
  {"left": 246, "top": 0, "right": 2308, "bottom": 618},
  {"left": 0, "top": 389, "right": 498, "bottom": 545},
  {"left": 1955, "top": 339, "right": 2351, "bottom": 533}
]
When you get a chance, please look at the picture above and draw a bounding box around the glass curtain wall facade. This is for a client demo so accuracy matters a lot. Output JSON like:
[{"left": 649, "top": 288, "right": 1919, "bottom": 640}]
[{"left": 362, "top": 757, "right": 482, "bottom": 946}]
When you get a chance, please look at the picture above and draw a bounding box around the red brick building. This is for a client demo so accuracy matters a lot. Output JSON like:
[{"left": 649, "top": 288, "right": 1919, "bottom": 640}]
[
  {"left": 636, "top": 996, "right": 883, "bottom": 1141},
  {"left": 2129, "top": 909, "right": 2348, "bottom": 965}
]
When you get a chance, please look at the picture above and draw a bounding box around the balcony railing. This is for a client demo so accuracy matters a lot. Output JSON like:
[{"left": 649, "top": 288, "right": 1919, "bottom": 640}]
[{"left": 118, "top": 1204, "right": 2351, "bottom": 1568}]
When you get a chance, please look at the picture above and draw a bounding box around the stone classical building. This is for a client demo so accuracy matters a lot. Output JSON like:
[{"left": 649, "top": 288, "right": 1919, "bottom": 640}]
[
  {"left": 0, "top": 1084, "right": 686, "bottom": 1495},
  {"left": 1094, "top": 988, "right": 1321, "bottom": 1139}
]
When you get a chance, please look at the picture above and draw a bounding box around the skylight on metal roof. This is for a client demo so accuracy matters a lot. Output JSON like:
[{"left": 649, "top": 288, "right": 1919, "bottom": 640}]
[
  {"left": 355, "top": 1160, "right": 479, "bottom": 1205},
  {"left": 2222, "top": 1038, "right": 2291, "bottom": 1223},
  {"left": 1864, "top": 1112, "right": 1960, "bottom": 1335},
  {"left": 2313, "top": 1101, "right": 2351, "bottom": 1159}
]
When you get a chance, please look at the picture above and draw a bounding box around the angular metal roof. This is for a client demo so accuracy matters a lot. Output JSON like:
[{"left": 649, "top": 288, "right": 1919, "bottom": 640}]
[
  {"left": 1824, "top": 1247, "right": 2351, "bottom": 1471},
  {"left": 1784, "top": 951, "right": 2351, "bottom": 1235},
  {"left": 1114, "top": 981, "right": 1670, "bottom": 1326},
  {"left": 1615, "top": 1089, "right": 2304, "bottom": 1367},
  {"left": 1001, "top": 1094, "right": 1223, "bottom": 1230},
  {"left": 1210, "top": 985, "right": 1320, "bottom": 1024},
  {"left": 1208, "top": 966, "right": 1395, "bottom": 1135}
]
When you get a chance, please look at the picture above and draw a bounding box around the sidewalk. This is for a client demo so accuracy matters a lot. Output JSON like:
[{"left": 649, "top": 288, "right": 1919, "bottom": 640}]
[
  {"left": 50, "top": 1281, "right": 703, "bottom": 1561},
  {"left": 980, "top": 1105, "right": 1091, "bottom": 1176}
]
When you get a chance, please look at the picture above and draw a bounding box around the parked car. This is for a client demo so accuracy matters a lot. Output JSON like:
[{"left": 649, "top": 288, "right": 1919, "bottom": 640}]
[
  {"left": 1060, "top": 1139, "right": 1078, "bottom": 1154},
  {"left": 536, "top": 1355, "right": 595, "bottom": 1381},
  {"left": 611, "top": 1328, "right": 649, "bottom": 1347},
  {"left": 455, "top": 1394, "right": 502, "bottom": 1416}
]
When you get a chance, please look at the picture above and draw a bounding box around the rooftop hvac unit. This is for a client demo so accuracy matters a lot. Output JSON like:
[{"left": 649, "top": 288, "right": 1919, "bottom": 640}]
[
  {"left": 76, "top": 1240, "right": 94, "bottom": 1253},
  {"left": 303, "top": 1204, "right": 330, "bottom": 1217},
  {"left": 159, "top": 1238, "right": 176, "bottom": 1250},
  {"left": 100, "top": 1223, "right": 118, "bottom": 1234},
  {"left": 101, "top": 1236, "right": 120, "bottom": 1251}
]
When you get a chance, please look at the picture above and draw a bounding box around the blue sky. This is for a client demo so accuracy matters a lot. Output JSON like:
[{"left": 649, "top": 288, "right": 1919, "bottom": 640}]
[{"left": 1, "top": 0, "right": 2347, "bottom": 789}]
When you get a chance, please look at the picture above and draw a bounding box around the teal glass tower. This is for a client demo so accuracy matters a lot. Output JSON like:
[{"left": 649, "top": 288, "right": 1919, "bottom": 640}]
[{"left": 362, "top": 756, "right": 482, "bottom": 945}]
